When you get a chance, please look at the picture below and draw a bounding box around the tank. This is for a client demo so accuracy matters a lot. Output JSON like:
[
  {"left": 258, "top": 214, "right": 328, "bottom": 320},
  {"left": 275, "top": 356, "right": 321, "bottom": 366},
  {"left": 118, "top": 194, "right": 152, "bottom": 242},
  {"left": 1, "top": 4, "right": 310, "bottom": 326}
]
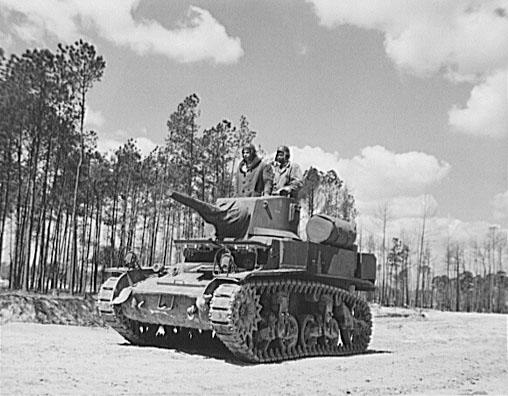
[{"left": 98, "top": 191, "right": 376, "bottom": 362}]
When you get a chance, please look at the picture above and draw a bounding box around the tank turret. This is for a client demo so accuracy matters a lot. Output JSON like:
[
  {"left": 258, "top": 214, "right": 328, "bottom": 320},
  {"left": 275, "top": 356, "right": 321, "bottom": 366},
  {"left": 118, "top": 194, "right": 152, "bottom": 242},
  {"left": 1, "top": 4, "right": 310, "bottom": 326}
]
[{"left": 168, "top": 189, "right": 300, "bottom": 240}]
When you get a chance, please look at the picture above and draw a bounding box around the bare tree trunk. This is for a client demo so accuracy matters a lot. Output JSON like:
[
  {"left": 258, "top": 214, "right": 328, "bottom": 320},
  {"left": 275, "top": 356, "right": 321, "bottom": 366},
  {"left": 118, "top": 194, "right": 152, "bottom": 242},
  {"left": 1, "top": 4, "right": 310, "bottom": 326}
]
[
  {"left": 20, "top": 134, "right": 39, "bottom": 291},
  {"left": 168, "top": 210, "right": 175, "bottom": 265},
  {"left": 48, "top": 204, "right": 62, "bottom": 292},
  {"left": 40, "top": 206, "right": 54, "bottom": 293},
  {"left": 33, "top": 136, "right": 53, "bottom": 292},
  {"left": 70, "top": 143, "right": 82, "bottom": 293},
  {"left": 110, "top": 184, "right": 118, "bottom": 266},
  {"left": 62, "top": 210, "right": 72, "bottom": 290},
  {"left": 455, "top": 246, "right": 460, "bottom": 311},
  {"left": 380, "top": 206, "right": 388, "bottom": 305},
  {"left": 70, "top": 88, "right": 87, "bottom": 294},
  {"left": 127, "top": 187, "right": 139, "bottom": 250},
  {"left": 405, "top": 256, "right": 410, "bottom": 306},
  {"left": 84, "top": 199, "right": 94, "bottom": 293},
  {"left": 415, "top": 226, "right": 425, "bottom": 307},
  {"left": 119, "top": 181, "right": 130, "bottom": 255},
  {"left": 445, "top": 239, "right": 452, "bottom": 310},
  {"left": 78, "top": 192, "right": 90, "bottom": 293},
  {"left": 162, "top": 208, "right": 171, "bottom": 266},
  {"left": 91, "top": 198, "right": 102, "bottom": 292},
  {"left": 30, "top": 210, "right": 42, "bottom": 290},
  {"left": 139, "top": 209, "right": 148, "bottom": 266},
  {"left": 150, "top": 205, "right": 161, "bottom": 266},
  {"left": 0, "top": 147, "right": 13, "bottom": 271},
  {"left": 39, "top": 205, "right": 52, "bottom": 292}
]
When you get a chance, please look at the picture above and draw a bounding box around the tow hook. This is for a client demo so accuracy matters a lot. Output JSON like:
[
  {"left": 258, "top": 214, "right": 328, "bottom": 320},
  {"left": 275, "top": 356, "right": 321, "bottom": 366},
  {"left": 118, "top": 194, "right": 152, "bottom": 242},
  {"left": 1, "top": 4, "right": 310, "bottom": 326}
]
[{"left": 187, "top": 305, "right": 197, "bottom": 320}]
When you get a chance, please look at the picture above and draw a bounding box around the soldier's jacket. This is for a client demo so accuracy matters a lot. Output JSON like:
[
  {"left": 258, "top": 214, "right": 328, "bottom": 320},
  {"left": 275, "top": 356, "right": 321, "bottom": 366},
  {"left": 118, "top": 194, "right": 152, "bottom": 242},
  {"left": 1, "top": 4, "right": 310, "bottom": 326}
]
[
  {"left": 234, "top": 156, "right": 274, "bottom": 197},
  {"left": 272, "top": 161, "right": 303, "bottom": 198}
]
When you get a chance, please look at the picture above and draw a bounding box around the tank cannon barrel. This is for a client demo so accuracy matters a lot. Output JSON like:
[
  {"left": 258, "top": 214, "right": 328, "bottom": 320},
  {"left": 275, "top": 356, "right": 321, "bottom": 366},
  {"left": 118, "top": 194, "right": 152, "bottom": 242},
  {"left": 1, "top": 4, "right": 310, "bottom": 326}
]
[
  {"left": 168, "top": 190, "right": 223, "bottom": 223},
  {"left": 168, "top": 190, "right": 250, "bottom": 239}
]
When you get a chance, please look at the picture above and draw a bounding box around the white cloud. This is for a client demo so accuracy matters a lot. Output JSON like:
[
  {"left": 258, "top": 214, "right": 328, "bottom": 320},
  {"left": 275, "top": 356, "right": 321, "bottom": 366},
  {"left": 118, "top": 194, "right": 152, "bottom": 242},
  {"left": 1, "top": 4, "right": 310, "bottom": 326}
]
[
  {"left": 291, "top": 145, "right": 451, "bottom": 201},
  {"left": 307, "top": 0, "right": 508, "bottom": 138},
  {"left": 96, "top": 137, "right": 123, "bottom": 156},
  {"left": 492, "top": 190, "right": 508, "bottom": 220},
  {"left": 291, "top": 145, "right": 341, "bottom": 173},
  {"left": 307, "top": 0, "right": 508, "bottom": 78},
  {"left": 344, "top": 146, "right": 451, "bottom": 200},
  {"left": 84, "top": 106, "right": 104, "bottom": 127},
  {"left": 96, "top": 131, "right": 158, "bottom": 158},
  {"left": 0, "top": 0, "right": 243, "bottom": 64},
  {"left": 358, "top": 194, "right": 438, "bottom": 220},
  {"left": 134, "top": 137, "right": 158, "bottom": 157},
  {"left": 449, "top": 71, "right": 508, "bottom": 138}
]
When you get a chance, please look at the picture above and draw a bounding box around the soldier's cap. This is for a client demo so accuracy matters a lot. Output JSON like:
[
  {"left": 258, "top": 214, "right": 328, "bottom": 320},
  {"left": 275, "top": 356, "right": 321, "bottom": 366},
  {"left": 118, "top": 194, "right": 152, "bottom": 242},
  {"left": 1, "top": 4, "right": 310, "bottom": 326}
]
[
  {"left": 276, "top": 145, "right": 290, "bottom": 157},
  {"left": 242, "top": 143, "right": 256, "bottom": 154}
]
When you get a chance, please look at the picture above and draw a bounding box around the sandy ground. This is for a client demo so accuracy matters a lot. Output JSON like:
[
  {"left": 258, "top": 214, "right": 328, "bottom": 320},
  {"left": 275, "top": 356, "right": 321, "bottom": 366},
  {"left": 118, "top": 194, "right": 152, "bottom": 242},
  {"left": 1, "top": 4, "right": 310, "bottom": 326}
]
[{"left": 1, "top": 309, "right": 507, "bottom": 395}]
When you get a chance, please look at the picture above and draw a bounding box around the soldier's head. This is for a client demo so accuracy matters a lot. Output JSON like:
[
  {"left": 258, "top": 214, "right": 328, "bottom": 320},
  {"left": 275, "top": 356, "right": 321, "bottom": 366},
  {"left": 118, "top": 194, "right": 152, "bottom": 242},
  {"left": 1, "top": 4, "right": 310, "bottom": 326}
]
[
  {"left": 275, "top": 145, "right": 290, "bottom": 166},
  {"left": 242, "top": 143, "right": 256, "bottom": 164}
]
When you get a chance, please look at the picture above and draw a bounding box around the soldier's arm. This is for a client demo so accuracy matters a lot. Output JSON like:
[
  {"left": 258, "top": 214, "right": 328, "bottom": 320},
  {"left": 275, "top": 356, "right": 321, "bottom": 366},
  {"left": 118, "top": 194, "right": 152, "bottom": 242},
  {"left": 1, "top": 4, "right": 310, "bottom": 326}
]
[
  {"left": 262, "top": 162, "right": 274, "bottom": 196},
  {"left": 290, "top": 164, "right": 303, "bottom": 189},
  {"left": 287, "top": 163, "right": 304, "bottom": 192},
  {"left": 233, "top": 167, "right": 241, "bottom": 197}
]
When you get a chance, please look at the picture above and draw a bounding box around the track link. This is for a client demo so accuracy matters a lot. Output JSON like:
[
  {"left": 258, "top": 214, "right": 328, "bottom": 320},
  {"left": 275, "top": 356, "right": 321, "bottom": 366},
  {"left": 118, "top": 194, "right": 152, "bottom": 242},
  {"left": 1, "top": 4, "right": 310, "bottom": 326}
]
[
  {"left": 209, "top": 279, "right": 372, "bottom": 363},
  {"left": 98, "top": 276, "right": 151, "bottom": 345}
]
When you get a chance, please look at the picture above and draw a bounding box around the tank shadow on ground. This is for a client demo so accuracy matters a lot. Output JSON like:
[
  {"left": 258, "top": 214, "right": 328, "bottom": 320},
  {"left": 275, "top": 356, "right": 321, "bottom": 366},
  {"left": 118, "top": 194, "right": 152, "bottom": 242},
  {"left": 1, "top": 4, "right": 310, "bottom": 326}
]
[
  {"left": 118, "top": 341, "right": 390, "bottom": 366},
  {"left": 118, "top": 339, "right": 239, "bottom": 364},
  {"left": 361, "top": 349, "right": 390, "bottom": 355}
]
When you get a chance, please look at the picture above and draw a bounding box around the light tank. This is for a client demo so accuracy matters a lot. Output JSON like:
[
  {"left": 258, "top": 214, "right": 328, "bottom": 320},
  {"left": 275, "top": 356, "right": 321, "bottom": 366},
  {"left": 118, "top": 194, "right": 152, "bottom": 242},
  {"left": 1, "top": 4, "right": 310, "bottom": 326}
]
[{"left": 98, "top": 191, "right": 376, "bottom": 362}]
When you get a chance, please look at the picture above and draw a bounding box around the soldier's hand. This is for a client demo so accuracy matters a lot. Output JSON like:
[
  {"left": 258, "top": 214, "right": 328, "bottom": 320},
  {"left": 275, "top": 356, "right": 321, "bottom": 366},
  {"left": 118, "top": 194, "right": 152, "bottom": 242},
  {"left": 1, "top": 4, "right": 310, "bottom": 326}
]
[{"left": 275, "top": 187, "right": 290, "bottom": 196}]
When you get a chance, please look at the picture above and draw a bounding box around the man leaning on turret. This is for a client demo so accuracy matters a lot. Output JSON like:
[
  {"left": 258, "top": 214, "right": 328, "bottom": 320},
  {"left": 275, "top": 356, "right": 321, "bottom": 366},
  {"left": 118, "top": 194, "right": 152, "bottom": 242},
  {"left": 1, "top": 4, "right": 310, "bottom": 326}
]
[
  {"left": 234, "top": 144, "right": 274, "bottom": 197},
  {"left": 272, "top": 145, "right": 303, "bottom": 199}
]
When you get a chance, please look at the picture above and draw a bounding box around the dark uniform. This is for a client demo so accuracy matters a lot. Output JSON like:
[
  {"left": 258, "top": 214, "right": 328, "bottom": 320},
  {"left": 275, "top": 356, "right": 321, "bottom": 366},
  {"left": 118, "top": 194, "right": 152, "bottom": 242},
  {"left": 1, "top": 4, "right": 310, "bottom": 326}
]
[{"left": 234, "top": 144, "right": 273, "bottom": 197}]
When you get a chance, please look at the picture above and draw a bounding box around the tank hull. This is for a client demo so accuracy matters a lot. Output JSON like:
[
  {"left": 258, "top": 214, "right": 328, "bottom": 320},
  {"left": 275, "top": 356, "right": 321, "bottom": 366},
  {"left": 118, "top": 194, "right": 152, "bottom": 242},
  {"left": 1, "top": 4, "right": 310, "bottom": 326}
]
[{"left": 98, "top": 266, "right": 373, "bottom": 362}]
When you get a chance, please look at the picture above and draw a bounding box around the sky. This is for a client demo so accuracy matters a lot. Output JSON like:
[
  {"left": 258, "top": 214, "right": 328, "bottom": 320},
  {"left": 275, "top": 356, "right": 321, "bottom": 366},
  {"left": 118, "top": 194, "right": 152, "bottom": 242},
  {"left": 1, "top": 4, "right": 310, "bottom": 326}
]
[{"left": 1, "top": 0, "right": 507, "bottom": 252}]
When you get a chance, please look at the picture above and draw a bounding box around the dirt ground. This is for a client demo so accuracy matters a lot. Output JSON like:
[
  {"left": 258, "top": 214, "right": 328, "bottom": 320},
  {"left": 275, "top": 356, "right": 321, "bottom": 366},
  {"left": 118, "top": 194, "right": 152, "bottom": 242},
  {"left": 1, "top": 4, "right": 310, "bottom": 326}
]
[{"left": 1, "top": 308, "right": 506, "bottom": 395}]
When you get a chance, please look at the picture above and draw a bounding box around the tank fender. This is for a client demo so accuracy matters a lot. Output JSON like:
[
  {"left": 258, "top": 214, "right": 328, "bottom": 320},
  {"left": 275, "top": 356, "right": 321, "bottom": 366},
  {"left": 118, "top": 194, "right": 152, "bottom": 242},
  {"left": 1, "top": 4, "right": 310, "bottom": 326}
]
[
  {"left": 203, "top": 276, "right": 243, "bottom": 297},
  {"left": 112, "top": 286, "right": 132, "bottom": 305},
  {"left": 178, "top": 277, "right": 241, "bottom": 322}
]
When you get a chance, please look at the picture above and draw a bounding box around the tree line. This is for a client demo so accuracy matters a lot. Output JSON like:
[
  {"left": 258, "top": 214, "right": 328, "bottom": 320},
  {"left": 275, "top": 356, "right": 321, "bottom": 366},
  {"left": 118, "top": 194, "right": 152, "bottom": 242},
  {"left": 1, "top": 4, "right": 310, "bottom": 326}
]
[
  {"left": 0, "top": 42, "right": 355, "bottom": 295},
  {"left": 368, "top": 214, "right": 507, "bottom": 313}
]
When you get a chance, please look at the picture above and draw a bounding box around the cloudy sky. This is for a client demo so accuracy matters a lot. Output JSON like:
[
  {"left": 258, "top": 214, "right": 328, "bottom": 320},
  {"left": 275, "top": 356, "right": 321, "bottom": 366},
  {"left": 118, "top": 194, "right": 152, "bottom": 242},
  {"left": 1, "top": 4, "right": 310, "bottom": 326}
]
[{"left": 1, "top": 0, "right": 507, "bottom": 245}]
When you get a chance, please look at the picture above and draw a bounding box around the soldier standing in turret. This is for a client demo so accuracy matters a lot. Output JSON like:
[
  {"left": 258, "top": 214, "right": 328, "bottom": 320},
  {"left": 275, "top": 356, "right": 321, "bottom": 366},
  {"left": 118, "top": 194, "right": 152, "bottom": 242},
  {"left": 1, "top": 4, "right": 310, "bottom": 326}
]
[
  {"left": 272, "top": 145, "right": 303, "bottom": 199},
  {"left": 234, "top": 144, "right": 274, "bottom": 197}
]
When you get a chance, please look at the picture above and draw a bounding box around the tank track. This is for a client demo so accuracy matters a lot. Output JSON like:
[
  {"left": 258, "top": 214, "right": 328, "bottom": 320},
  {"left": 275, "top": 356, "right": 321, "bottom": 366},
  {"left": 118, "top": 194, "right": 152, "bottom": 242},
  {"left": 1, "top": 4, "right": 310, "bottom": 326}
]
[
  {"left": 209, "top": 278, "right": 372, "bottom": 363},
  {"left": 98, "top": 276, "right": 150, "bottom": 345}
]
